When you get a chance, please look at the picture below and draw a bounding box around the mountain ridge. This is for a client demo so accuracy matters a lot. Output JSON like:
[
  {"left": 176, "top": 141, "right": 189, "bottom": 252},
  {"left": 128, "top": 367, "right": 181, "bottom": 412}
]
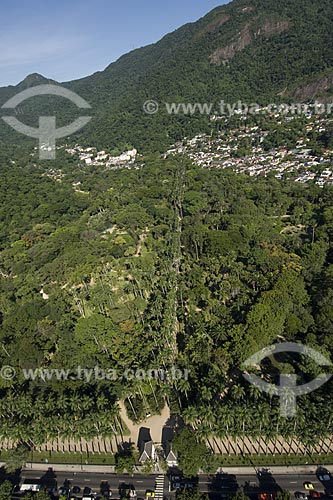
[
  {"left": 17, "top": 73, "right": 57, "bottom": 89},
  {"left": 1, "top": 0, "right": 333, "bottom": 152}
]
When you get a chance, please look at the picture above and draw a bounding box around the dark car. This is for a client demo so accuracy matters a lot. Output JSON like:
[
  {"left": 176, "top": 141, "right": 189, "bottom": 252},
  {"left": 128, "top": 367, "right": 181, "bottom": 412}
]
[
  {"left": 83, "top": 487, "right": 93, "bottom": 496},
  {"left": 100, "top": 481, "right": 112, "bottom": 498},
  {"left": 170, "top": 476, "right": 182, "bottom": 491},
  {"left": 181, "top": 482, "right": 195, "bottom": 491},
  {"left": 119, "top": 483, "right": 136, "bottom": 499},
  {"left": 47, "top": 487, "right": 57, "bottom": 495},
  {"left": 317, "top": 469, "right": 332, "bottom": 482},
  {"left": 319, "top": 475, "right": 332, "bottom": 482},
  {"left": 58, "top": 487, "right": 70, "bottom": 497},
  {"left": 72, "top": 487, "right": 81, "bottom": 494}
]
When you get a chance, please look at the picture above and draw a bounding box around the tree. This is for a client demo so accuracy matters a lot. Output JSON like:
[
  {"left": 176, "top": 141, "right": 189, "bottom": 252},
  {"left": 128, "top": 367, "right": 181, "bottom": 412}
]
[
  {"left": 231, "top": 492, "right": 251, "bottom": 500},
  {"left": 5, "top": 444, "right": 30, "bottom": 473},
  {"left": 275, "top": 490, "right": 292, "bottom": 500},
  {"left": 141, "top": 458, "right": 154, "bottom": 474},
  {"left": 0, "top": 481, "right": 13, "bottom": 500},
  {"left": 173, "top": 427, "right": 217, "bottom": 477},
  {"left": 175, "top": 491, "right": 208, "bottom": 500},
  {"left": 115, "top": 446, "right": 136, "bottom": 474},
  {"left": 34, "top": 490, "right": 51, "bottom": 500}
]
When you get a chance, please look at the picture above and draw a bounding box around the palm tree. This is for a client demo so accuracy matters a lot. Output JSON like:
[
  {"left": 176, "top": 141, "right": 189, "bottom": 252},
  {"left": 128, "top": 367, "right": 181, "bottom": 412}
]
[
  {"left": 176, "top": 377, "right": 191, "bottom": 401},
  {"left": 182, "top": 405, "right": 199, "bottom": 427},
  {"left": 231, "top": 384, "right": 246, "bottom": 400}
]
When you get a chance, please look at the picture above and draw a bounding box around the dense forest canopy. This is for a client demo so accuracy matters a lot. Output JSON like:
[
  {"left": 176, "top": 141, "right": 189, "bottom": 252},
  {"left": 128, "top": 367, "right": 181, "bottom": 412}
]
[{"left": 0, "top": 142, "right": 333, "bottom": 446}]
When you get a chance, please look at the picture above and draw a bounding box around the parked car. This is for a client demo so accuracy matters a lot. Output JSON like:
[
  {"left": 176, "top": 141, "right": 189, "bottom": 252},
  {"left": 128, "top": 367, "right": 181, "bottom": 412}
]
[
  {"left": 309, "top": 492, "right": 321, "bottom": 498},
  {"left": 181, "top": 482, "right": 195, "bottom": 491},
  {"left": 258, "top": 494, "right": 274, "bottom": 500},
  {"left": 319, "top": 475, "right": 331, "bottom": 482},
  {"left": 304, "top": 483, "right": 315, "bottom": 490},
  {"left": 127, "top": 487, "right": 136, "bottom": 498},
  {"left": 58, "top": 487, "right": 70, "bottom": 496},
  {"left": 83, "top": 487, "right": 92, "bottom": 496},
  {"left": 317, "top": 469, "right": 332, "bottom": 482},
  {"left": 295, "top": 493, "right": 308, "bottom": 499},
  {"left": 119, "top": 484, "right": 136, "bottom": 499},
  {"left": 20, "top": 480, "right": 42, "bottom": 493},
  {"left": 100, "top": 481, "right": 112, "bottom": 498},
  {"left": 72, "top": 487, "right": 81, "bottom": 494}
]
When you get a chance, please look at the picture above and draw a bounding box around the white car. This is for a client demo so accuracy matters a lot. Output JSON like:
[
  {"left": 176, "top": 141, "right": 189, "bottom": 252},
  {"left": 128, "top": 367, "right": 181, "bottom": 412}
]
[{"left": 295, "top": 493, "right": 308, "bottom": 500}]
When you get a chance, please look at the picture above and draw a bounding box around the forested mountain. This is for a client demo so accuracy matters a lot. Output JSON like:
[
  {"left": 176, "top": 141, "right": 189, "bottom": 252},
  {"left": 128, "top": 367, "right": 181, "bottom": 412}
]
[{"left": 1, "top": 0, "right": 333, "bottom": 152}]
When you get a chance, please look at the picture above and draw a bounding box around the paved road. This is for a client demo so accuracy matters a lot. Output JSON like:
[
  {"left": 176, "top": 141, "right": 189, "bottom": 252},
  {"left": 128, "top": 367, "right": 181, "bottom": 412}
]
[
  {"left": 199, "top": 472, "right": 329, "bottom": 495},
  {"left": 19, "top": 469, "right": 333, "bottom": 500},
  {"left": 21, "top": 471, "right": 156, "bottom": 498}
]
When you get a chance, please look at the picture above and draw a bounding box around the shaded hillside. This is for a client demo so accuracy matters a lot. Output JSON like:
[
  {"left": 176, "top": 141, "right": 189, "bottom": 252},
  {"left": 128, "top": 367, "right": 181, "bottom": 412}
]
[{"left": 1, "top": 0, "right": 333, "bottom": 152}]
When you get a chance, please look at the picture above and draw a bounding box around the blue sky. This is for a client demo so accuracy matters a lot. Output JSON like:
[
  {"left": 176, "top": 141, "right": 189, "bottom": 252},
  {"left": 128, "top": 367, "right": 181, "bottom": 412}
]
[{"left": 0, "top": 0, "right": 228, "bottom": 87}]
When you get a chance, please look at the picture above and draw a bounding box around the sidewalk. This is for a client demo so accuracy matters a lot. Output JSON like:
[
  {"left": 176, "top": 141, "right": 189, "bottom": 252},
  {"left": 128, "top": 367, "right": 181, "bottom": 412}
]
[
  {"left": 20, "top": 463, "right": 165, "bottom": 474},
  {"left": 15, "top": 463, "right": 333, "bottom": 475},
  {"left": 218, "top": 465, "right": 333, "bottom": 475}
]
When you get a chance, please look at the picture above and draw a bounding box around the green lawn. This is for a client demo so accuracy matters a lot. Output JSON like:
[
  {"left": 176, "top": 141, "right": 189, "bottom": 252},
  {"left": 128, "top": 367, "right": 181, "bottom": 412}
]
[
  {"left": 1, "top": 449, "right": 333, "bottom": 468},
  {"left": 218, "top": 454, "right": 333, "bottom": 466},
  {"left": 0, "top": 450, "right": 116, "bottom": 466}
]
